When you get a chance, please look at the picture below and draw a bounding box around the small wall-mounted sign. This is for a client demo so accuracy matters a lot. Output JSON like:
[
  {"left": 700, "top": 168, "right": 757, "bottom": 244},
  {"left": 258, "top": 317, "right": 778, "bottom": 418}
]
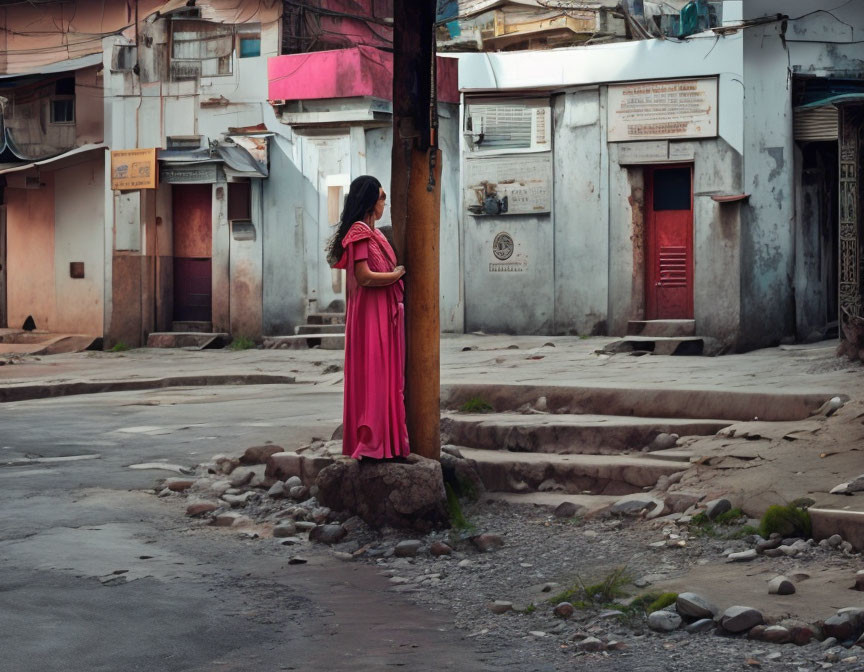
[
  {"left": 69, "top": 262, "right": 85, "bottom": 279},
  {"left": 111, "top": 148, "right": 158, "bottom": 190}
]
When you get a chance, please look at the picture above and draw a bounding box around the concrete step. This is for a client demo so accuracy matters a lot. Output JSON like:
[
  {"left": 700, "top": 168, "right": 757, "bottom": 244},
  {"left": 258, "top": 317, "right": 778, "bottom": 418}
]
[
  {"left": 627, "top": 319, "right": 696, "bottom": 338},
  {"left": 603, "top": 336, "right": 705, "bottom": 356},
  {"left": 307, "top": 312, "right": 346, "bottom": 326},
  {"left": 645, "top": 447, "right": 698, "bottom": 462},
  {"left": 147, "top": 332, "right": 230, "bottom": 350},
  {"left": 171, "top": 321, "right": 213, "bottom": 333},
  {"left": 441, "top": 413, "right": 729, "bottom": 455},
  {"left": 263, "top": 334, "right": 345, "bottom": 350},
  {"left": 295, "top": 324, "right": 345, "bottom": 336},
  {"left": 440, "top": 383, "right": 835, "bottom": 422},
  {"left": 482, "top": 491, "right": 619, "bottom": 515},
  {"left": 458, "top": 446, "right": 690, "bottom": 496},
  {"left": 809, "top": 497, "right": 864, "bottom": 551}
]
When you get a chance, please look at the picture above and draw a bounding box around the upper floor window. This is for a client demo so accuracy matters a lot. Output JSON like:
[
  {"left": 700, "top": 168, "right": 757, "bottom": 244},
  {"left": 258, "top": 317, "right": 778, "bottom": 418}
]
[
  {"left": 50, "top": 98, "right": 75, "bottom": 123},
  {"left": 238, "top": 24, "right": 261, "bottom": 58},
  {"left": 170, "top": 18, "right": 234, "bottom": 79}
]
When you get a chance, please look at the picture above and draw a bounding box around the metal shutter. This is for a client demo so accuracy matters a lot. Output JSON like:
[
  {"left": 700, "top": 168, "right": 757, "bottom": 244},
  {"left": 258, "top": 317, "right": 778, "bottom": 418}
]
[{"left": 794, "top": 106, "right": 838, "bottom": 142}]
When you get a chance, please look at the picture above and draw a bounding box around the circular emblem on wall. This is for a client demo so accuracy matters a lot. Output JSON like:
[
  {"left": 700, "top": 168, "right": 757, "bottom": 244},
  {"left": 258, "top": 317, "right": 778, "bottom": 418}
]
[{"left": 492, "top": 232, "right": 514, "bottom": 261}]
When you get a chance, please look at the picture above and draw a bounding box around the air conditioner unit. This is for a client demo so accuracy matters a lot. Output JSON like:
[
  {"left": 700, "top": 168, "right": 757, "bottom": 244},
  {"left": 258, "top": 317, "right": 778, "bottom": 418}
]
[{"left": 464, "top": 99, "right": 551, "bottom": 155}]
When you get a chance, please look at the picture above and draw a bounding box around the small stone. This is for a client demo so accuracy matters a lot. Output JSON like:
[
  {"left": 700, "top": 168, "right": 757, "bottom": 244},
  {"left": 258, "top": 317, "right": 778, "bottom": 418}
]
[
  {"left": 787, "top": 622, "right": 817, "bottom": 646},
  {"left": 289, "top": 485, "right": 309, "bottom": 500},
  {"left": 165, "top": 478, "right": 195, "bottom": 492},
  {"left": 267, "top": 482, "right": 286, "bottom": 498},
  {"left": 577, "top": 637, "right": 604, "bottom": 652},
  {"left": 728, "top": 549, "right": 758, "bottom": 562},
  {"left": 240, "top": 444, "right": 284, "bottom": 465},
  {"left": 778, "top": 544, "right": 800, "bottom": 557},
  {"left": 705, "top": 498, "right": 732, "bottom": 521},
  {"left": 554, "top": 501, "right": 584, "bottom": 518},
  {"left": 273, "top": 522, "right": 297, "bottom": 538},
  {"left": 751, "top": 625, "right": 792, "bottom": 644},
  {"left": 823, "top": 609, "right": 864, "bottom": 641},
  {"left": 828, "top": 534, "right": 844, "bottom": 548},
  {"left": 528, "top": 631, "right": 547, "bottom": 638},
  {"left": 212, "top": 512, "right": 245, "bottom": 527},
  {"left": 553, "top": 602, "right": 574, "bottom": 619},
  {"left": 840, "top": 541, "right": 854, "bottom": 553},
  {"left": 470, "top": 533, "right": 504, "bottom": 553},
  {"left": 768, "top": 576, "right": 796, "bottom": 595},
  {"left": 287, "top": 556, "right": 307, "bottom": 565},
  {"left": 721, "top": 606, "right": 764, "bottom": 633},
  {"left": 429, "top": 541, "right": 453, "bottom": 556},
  {"left": 185, "top": 500, "right": 219, "bottom": 517},
  {"left": 308, "top": 524, "right": 347, "bottom": 545},
  {"left": 488, "top": 601, "right": 513, "bottom": 614},
  {"left": 311, "top": 507, "right": 331, "bottom": 524},
  {"left": 229, "top": 469, "right": 255, "bottom": 488},
  {"left": 457, "top": 559, "right": 473, "bottom": 568},
  {"left": 762, "top": 547, "right": 785, "bottom": 558},
  {"left": 611, "top": 496, "right": 661, "bottom": 517},
  {"left": 648, "top": 610, "right": 682, "bottom": 632},
  {"left": 284, "top": 476, "right": 303, "bottom": 489},
  {"left": 853, "top": 574, "right": 864, "bottom": 592},
  {"left": 756, "top": 537, "right": 783, "bottom": 553},
  {"left": 821, "top": 637, "right": 838, "bottom": 649},
  {"left": 394, "top": 540, "right": 423, "bottom": 558},
  {"left": 685, "top": 618, "right": 715, "bottom": 634},
  {"left": 677, "top": 592, "right": 719, "bottom": 619},
  {"left": 222, "top": 492, "right": 254, "bottom": 507},
  {"left": 295, "top": 521, "right": 317, "bottom": 532}
]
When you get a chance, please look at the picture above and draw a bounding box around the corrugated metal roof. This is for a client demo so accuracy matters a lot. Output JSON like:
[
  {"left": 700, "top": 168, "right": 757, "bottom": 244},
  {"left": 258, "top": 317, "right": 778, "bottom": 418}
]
[
  {"left": 0, "top": 53, "right": 102, "bottom": 81},
  {"left": 0, "top": 143, "right": 107, "bottom": 175}
]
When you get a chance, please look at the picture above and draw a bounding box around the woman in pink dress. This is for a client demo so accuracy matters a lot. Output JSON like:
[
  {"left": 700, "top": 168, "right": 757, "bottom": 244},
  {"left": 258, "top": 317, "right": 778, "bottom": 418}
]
[{"left": 328, "top": 175, "right": 410, "bottom": 460}]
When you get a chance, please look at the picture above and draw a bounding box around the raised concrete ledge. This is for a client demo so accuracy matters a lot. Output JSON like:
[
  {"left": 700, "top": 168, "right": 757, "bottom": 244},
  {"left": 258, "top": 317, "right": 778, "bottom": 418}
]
[
  {"left": 0, "top": 374, "right": 296, "bottom": 404},
  {"left": 440, "top": 383, "right": 839, "bottom": 423}
]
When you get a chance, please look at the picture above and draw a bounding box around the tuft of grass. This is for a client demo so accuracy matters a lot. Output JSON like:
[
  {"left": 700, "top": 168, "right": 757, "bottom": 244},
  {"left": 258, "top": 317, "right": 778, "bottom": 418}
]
[
  {"left": 713, "top": 507, "right": 745, "bottom": 525},
  {"left": 111, "top": 341, "right": 131, "bottom": 352},
  {"left": 445, "top": 483, "right": 475, "bottom": 532},
  {"left": 515, "top": 603, "right": 537, "bottom": 615},
  {"left": 647, "top": 592, "right": 678, "bottom": 613},
  {"left": 459, "top": 397, "right": 494, "bottom": 414},
  {"left": 759, "top": 503, "right": 811, "bottom": 538},
  {"left": 690, "top": 507, "right": 752, "bottom": 539},
  {"left": 228, "top": 336, "right": 256, "bottom": 351},
  {"left": 548, "top": 566, "right": 631, "bottom": 608}
]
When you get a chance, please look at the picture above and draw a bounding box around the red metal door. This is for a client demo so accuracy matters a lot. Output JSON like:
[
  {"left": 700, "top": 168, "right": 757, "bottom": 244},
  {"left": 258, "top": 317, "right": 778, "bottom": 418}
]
[
  {"left": 646, "top": 166, "right": 694, "bottom": 320},
  {"left": 172, "top": 184, "right": 213, "bottom": 322}
]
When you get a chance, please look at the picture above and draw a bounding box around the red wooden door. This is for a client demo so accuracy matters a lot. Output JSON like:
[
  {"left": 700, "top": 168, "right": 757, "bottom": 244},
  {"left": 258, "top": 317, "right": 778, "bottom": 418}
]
[
  {"left": 172, "top": 184, "right": 213, "bottom": 322},
  {"left": 646, "top": 166, "right": 694, "bottom": 320}
]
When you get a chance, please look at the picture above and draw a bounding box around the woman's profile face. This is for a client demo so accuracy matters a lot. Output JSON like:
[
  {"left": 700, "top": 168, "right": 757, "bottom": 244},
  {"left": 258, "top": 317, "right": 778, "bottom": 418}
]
[{"left": 372, "top": 188, "right": 386, "bottom": 221}]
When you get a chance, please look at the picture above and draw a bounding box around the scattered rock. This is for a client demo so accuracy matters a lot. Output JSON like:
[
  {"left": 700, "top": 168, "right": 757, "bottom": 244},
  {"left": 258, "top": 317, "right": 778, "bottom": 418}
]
[
  {"left": 429, "top": 541, "right": 453, "bottom": 557},
  {"left": 186, "top": 500, "right": 218, "bottom": 517},
  {"left": 287, "top": 557, "right": 308, "bottom": 565},
  {"left": 785, "top": 621, "right": 817, "bottom": 646},
  {"left": 576, "top": 637, "right": 604, "bottom": 652},
  {"left": 289, "top": 485, "right": 310, "bottom": 500},
  {"left": 685, "top": 619, "right": 715, "bottom": 634},
  {"left": 750, "top": 625, "right": 792, "bottom": 644},
  {"left": 756, "top": 537, "right": 782, "bottom": 553},
  {"left": 840, "top": 540, "right": 854, "bottom": 553},
  {"left": 308, "top": 524, "right": 347, "bottom": 545},
  {"left": 273, "top": 522, "right": 297, "bottom": 538},
  {"left": 648, "top": 433, "right": 679, "bottom": 451},
  {"left": 470, "top": 533, "right": 504, "bottom": 553},
  {"left": 284, "top": 476, "right": 303, "bottom": 489},
  {"left": 222, "top": 492, "right": 254, "bottom": 507},
  {"left": 705, "top": 498, "right": 732, "bottom": 521},
  {"left": 768, "top": 575, "right": 796, "bottom": 595},
  {"left": 394, "top": 540, "right": 423, "bottom": 558},
  {"left": 827, "top": 534, "right": 844, "bottom": 548},
  {"left": 553, "top": 602, "right": 574, "bottom": 619},
  {"left": 823, "top": 608, "right": 864, "bottom": 642},
  {"left": 165, "top": 478, "right": 195, "bottom": 492},
  {"left": 229, "top": 469, "right": 255, "bottom": 488},
  {"left": 721, "top": 606, "right": 764, "bottom": 633},
  {"left": 295, "top": 521, "right": 317, "bottom": 532},
  {"left": 267, "top": 482, "right": 286, "bottom": 498},
  {"left": 212, "top": 512, "right": 252, "bottom": 528},
  {"left": 676, "top": 592, "right": 718, "bottom": 619},
  {"left": 488, "top": 601, "right": 513, "bottom": 615},
  {"left": 240, "top": 444, "right": 285, "bottom": 465},
  {"left": 648, "top": 610, "right": 682, "bottom": 632},
  {"left": 727, "top": 549, "right": 758, "bottom": 562},
  {"left": 553, "top": 501, "right": 584, "bottom": 519}
]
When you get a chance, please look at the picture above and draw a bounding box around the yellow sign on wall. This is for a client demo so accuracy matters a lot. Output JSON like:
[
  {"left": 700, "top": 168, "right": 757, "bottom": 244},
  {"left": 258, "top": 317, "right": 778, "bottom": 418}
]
[{"left": 111, "top": 148, "right": 158, "bottom": 190}]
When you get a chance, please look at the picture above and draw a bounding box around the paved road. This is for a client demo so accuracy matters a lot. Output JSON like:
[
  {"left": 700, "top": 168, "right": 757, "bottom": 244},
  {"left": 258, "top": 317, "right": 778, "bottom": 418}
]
[{"left": 0, "top": 384, "right": 526, "bottom": 672}]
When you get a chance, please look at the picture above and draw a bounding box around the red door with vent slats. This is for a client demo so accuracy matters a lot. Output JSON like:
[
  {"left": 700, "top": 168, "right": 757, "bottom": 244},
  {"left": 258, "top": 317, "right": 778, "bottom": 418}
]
[
  {"left": 646, "top": 165, "right": 694, "bottom": 319},
  {"left": 173, "top": 184, "right": 213, "bottom": 323}
]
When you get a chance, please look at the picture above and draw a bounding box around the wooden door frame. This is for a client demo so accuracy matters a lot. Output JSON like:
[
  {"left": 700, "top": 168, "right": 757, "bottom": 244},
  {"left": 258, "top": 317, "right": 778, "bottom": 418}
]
[{"left": 644, "top": 163, "right": 695, "bottom": 320}]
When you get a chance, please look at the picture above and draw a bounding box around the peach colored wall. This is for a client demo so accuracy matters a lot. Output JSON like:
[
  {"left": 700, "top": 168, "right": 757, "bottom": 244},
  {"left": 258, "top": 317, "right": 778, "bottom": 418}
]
[
  {"left": 76, "top": 66, "right": 104, "bottom": 144},
  {"left": 5, "top": 175, "right": 57, "bottom": 331}
]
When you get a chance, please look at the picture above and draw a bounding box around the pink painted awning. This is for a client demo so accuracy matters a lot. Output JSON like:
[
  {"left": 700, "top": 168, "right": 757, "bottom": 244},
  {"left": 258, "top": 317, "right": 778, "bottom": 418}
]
[{"left": 268, "top": 46, "right": 459, "bottom": 105}]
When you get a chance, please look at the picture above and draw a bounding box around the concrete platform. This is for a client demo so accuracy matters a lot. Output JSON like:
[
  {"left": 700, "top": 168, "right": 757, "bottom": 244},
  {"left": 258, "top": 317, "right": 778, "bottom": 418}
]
[
  {"left": 458, "top": 446, "right": 690, "bottom": 496},
  {"left": 441, "top": 413, "right": 729, "bottom": 454},
  {"left": 263, "top": 334, "right": 345, "bottom": 350},
  {"left": 146, "top": 332, "right": 230, "bottom": 349},
  {"left": 627, "top": 319, "right": 696, "bottom": 338},
  {"left": 810, "top": 496, "right": 864, "bottom": 550}
]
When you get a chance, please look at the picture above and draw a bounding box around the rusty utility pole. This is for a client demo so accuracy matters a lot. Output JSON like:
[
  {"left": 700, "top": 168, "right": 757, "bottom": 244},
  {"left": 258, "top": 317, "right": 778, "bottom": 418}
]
[{"left": 391, "top": 0, "right": 441, "bottom": 461}]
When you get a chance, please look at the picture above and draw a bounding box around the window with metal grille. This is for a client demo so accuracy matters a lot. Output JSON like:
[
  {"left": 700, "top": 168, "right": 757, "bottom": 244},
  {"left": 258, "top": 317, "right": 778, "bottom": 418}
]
[
  {"left": 171, "top": 18, "right": 234, "bottom": 79},
  {"left": 464, "top": 98, "right": 551, "bottom": 155}
]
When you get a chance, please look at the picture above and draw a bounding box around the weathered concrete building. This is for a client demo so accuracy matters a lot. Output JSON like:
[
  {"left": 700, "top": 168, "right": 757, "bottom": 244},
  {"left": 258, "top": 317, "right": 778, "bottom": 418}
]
[{"left": 453, "top": 0, "right": 864, "bottom": 352}]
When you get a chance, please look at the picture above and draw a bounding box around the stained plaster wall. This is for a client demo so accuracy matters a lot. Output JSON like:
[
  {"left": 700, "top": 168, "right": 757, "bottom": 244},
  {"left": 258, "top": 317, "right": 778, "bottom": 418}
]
[
  {"left": 740, "top": 0, "right": 864, "bottom": 349},
  {"left": 230, "top": 180, "right": 264, "bottom": 339}
]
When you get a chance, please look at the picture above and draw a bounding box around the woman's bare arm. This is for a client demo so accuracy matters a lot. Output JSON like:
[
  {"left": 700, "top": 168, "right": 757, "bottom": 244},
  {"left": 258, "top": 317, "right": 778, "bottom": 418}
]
[{"left": 354, "top": 260, "right": 406, "bottom": 287}]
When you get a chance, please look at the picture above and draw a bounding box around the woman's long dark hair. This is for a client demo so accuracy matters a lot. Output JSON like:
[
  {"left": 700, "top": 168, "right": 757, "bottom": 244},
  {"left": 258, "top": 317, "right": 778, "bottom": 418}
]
[{"left": 327, "top": 175, "right": 381, "bottom": 264}]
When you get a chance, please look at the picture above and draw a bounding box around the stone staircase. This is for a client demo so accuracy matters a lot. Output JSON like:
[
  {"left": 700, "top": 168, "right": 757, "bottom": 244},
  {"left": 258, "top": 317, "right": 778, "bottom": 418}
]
[
  {"left": 602, "top": 319, "right": 709, "bottom": 356},
  {"left": 440, "top": 383, "right": 835, "bottom": 515},
  {"left": 263, "top": 312, "right": 346, "bottom": 350}
]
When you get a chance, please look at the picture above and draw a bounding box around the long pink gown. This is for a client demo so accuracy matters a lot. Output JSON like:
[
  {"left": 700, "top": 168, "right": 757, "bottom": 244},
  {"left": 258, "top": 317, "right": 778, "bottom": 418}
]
[{"left": 333, "top": 222, "right": 410, "bottom": 459}]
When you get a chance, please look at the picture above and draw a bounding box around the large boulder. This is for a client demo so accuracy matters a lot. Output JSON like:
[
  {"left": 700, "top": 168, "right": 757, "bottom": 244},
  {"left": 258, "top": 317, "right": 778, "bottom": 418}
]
[{"left": 315, "top": 454, "right": 449, "bottom": 532}]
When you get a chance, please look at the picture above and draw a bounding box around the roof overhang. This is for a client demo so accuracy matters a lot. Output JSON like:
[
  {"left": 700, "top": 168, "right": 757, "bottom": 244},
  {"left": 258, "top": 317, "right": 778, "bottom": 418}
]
[
  {"left": 0, "top": 53, "right": 103, "bottom": 84},
  {"left": 0, "top": 143, "right": 108, "bottom": 176}
]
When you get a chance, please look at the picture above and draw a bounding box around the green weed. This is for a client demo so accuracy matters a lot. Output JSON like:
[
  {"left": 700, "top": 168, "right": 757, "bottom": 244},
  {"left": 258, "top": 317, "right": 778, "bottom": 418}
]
[
  {"left": 445, "top": 483, "right": 475, "bottom": 533},
  {"left": 548, "top": 566, "right": 631, "bottom": 608},
  {"left": 459, "top": 397, "right": 494, "bottom": 413},
  {"left": 647, "top": 592, "right": 678, "bottom": 613},
  {"left": 228, "top": 336, "right": 256, "bottom": 351},
  {"left": 110, "top": 341, "right": 130, "bottom": 352},
  {"left": 759, "top": 503, "right": 811, "bottom": 538}
]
